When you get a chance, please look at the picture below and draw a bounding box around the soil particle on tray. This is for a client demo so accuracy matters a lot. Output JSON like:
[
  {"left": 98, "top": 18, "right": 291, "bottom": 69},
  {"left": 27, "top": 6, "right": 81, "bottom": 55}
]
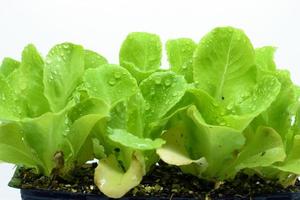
[
  {"left": 9, "top": 161, "right": 300, "bottom": 199},
  {"left": 209, "top": 173, "right": 300, "bottom": 199},
  {"left": 129, "top": 162, "right": 213, "bottom": 199}
]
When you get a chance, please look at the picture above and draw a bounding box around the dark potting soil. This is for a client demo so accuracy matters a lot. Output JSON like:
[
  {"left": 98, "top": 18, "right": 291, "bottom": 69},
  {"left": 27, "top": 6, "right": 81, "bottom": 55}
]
[{"left": 9, "top": 162, "right": 300, "bottom": 199}]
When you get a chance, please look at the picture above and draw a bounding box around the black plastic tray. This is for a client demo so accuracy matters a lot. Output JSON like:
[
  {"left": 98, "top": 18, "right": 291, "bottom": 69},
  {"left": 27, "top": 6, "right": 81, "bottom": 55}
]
[{"left": 20, "top": 188, "right": 300, "bottom": 200}]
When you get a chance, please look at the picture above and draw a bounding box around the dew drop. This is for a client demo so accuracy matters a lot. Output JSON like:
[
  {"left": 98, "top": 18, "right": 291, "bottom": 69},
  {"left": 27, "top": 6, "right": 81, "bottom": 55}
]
[
  {"left": 56, "top": 56, "right": 62, "bottom": 62},
  {"left": 63, "top": 130, "right": 69, "bottom": 136},
  {"left": 172, "top": 92, "right": 178, "bottom": 97},
  {"left": 114, "top": 71, "right": 122, "bottom": 79},
  {"left": 226, "top": 102, "right": 234, "bottom": 110},
  {"left": 215, "top": 117, "right": 220, "bottom": 124},
  {"left": 220, "top": 110, "right": 225, "bottom": 116},
  {"left": 64, "top": 117, "right": 70, "bottom": 125},
  {"left": 212, "top": 102, "right": 218, "bottom": 107},
  {"left": 116, "top": 104, "right": 123, "bottom": 113},
  {"left": 291, "top": 115, "right": 296, "bottom": 125},
  {"left": 62, "top": 44, "right": 69, "bottom": 49},
  {"left": 61, "top": 55, "right": 67, "bottom": 61},
  {"left": 220, "top": 122, "right": 226, "bottom": 126},
  {"left": 164, "top": 78, "right": 172, "bottom": 87},
  {"left": 154, "top": 77, "right": 162, "bottom": 85},
  {"left": 45, "top": 59, "right": 51, "bottom": 65},
  {"left": 145, "top": 102, "right": 151, "bottom": 111},
  {"left": 108, "top": 78, "right": 116, "bottom": 86}
]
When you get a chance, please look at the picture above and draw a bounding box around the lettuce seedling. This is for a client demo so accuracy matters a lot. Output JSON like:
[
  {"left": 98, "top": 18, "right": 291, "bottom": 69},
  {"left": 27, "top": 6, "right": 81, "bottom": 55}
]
[
  {"left": 157, "top": 27, "right": 300, "bottom": 186},
  {"left": 80, "top": 33, "right": 188, "bottom": 197},
  {"left": 1, "top": 26, "right": 300, "bottom": 199},
  {"left": 0, "top": 43, "right": 110, "bottom": 176}
]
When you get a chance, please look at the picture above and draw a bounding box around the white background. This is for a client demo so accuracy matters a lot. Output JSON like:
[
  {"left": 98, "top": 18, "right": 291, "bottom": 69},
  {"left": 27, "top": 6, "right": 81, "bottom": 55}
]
[{"left": 0, "top": 0, "right": 299, "bottom": 199}]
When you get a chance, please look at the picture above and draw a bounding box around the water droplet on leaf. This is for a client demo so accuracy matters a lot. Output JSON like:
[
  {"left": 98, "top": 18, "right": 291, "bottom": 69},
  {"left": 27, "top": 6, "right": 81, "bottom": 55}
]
[
  {"left": 114, "top": 71, "right": 121, "bottom": 79},
  {"left": 226, "top": 102, "right": 234, "bottom": 110},
  {"left": 145, "top": 102, "right": 151, "bottom": 111},
  {"left": 154, "top": 77, "right": 162, "bottom": 85},
  {"left": 62, "top": 44, "right": 69, "bottom": 49},
  {"left": 164, "top": 78, "right": 172, "bottom": 87},
  {"left": 108, "top": 78, "right": 116, "bottom": 86},
  {"left": 220, "top": 122, "right": 226, "bottom": 126},
  {"left": 45, "top": 59, "right": 51, "bottom": 65}
]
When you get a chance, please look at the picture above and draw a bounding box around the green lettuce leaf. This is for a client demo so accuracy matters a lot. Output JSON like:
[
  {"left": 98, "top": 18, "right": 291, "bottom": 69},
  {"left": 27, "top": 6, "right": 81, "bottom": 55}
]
[
  {"left": 18, "top": 44, "right": 50, "bottom": 117},
  {"left": 83, "top": 64, "right": 138, "bottom": 106},
  {"left": 0, "top": 122, "right": 42, "bottom": 169},
  {"left": 84, "top": 49, "right": 108, "bottom": 69},
  {"left": 108, "top": 129, "right": 165, "bottom": 150},
  {"left": 66, "top": 98, "right": 110, "bottom": 165},
  {"left": 0, "top": 75, "right": 22, "bottom": 120},
  {"left": 0, "top": 57, "right": 20, "bottom": 76},
  {"left": 157, "top": 120, "right": 208, "bottom": 170},
  {"left": 94, "top": 152, "right": 145, "bottom": 198},
  {"left": 255, "top": 46, "right": 276, "bottom": 71},
  {"left": 44, "top": 43, "right": 84, "bottom": 112},
  {"left": 21, "top": 111, "right": 69, "bottom": 175},
  {"left": 187, "top": 105, "right": 245, "bottom": 178},
  {"left": 139, "top": 71, "right": 187, "bottom": 135},
  {"left": 119, "top": 32, "right": 162, "bottom": 82},
  {"left": 225, "top": 126, "right": 285, "bottom": 178},
  {"left": 193, "top": 26, "right": 256, "bottom": 102},
  {"left": 166, "top": 38, "right": 196, "bottom": 82}
]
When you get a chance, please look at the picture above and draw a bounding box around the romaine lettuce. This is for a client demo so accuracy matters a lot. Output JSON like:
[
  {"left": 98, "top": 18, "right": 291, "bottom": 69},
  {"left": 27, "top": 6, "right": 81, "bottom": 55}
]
[{"left": 1, "top": 26, "right": 300, "bottom": 198}]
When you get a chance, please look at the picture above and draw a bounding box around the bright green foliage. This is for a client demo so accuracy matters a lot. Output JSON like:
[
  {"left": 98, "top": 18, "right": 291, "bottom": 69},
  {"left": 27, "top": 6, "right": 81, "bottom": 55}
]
[
  {"left": 108, "top": 129, "right": 165, "bottom": 150},
  {"left": 166, "top": 38, "right": 196, "bottom": 82},
  {"left": 120, "top": 32, "right": 162, "bottom": 71},
  {"left": 158, "top": 26, "right": 300, "bottom": 186},
  {"left": 255, "top": 46, "right": 277, "bottom": 71},
  {"left": 0, "top": 57, "right": 20, "bottom": 76},
  {"left": 0, "top": 75, "right": 22, "bottom": 120},
  {"left": 119, "top": 32, "right": 162, "bottom": 82},
  {"left": 1, "top": 26, "right": 300, "bottom": 198},
  {"left": 21, "top": 111, "right": 69, "bottom": 175},
  {"left": 193, "top": 27, "right": 256, "bottom": 102},
  {"left": 83, "top": 64, "right": 138, "bottom": 106},
  {"left": 44, "top": 43, "right": 85, "bottom": 112},
  {"left": 0, "top": 122, "right": 42, "bottom": 169},
  {"left": 0, "top": 44, "right": 109, "bottom": 177},
  {"left": 226, "top": 126, "right": 285, "bottom": 178},
  {"left": 18, "top": 44, "right": 50, "bottom": 117},
  {"left": 84, "top": 50, "right": 108, "bottom": 69},
  {"left": 139, "top": 71, "right": 187, "bottom": 136},
  {"left": 79, "top": 48, "right": 187, "bottom": 197}
]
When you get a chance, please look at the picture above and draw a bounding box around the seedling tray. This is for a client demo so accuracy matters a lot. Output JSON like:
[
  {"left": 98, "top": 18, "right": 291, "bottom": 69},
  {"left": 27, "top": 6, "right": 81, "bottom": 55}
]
[{"left": 20, "top": 188, "right": 300, "bottom": 200}]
